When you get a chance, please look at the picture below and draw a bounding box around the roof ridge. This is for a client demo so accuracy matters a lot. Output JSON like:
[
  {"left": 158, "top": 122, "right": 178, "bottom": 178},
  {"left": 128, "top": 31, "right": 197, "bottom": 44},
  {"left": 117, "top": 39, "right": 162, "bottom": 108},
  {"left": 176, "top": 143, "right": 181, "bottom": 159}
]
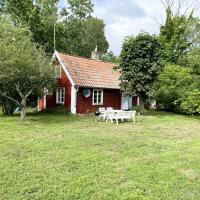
[{"left": 57, "top": 51, "right": 118, "bottom": 65}]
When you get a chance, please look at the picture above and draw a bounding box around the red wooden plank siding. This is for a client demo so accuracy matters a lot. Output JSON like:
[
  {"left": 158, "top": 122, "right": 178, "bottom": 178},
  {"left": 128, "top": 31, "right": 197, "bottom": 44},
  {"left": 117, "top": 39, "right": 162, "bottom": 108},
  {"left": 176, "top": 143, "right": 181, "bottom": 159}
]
[
  {"left": 46, "top": 64, "right": 72, "bottom": 109},
  {"left": 76, "top": 88, "right": 122, "bottom": 114},
  {"left": 132, "top": 96, "right": 137, "bottom": 106}
]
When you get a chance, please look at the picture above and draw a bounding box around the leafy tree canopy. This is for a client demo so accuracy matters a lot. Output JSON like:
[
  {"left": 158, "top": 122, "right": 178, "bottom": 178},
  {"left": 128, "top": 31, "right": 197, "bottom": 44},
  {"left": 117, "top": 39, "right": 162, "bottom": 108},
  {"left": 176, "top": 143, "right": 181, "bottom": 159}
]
[
  {"left": 119, "top": 33, "right": 163, "bottom": 102},
  {"left": 1, "top": 0, "right": 109, "bottom": 56},
  {"left": 159, "top": 2, "right": 200, "bottom": 65},
  {"left": 0, "top": 17, "right": 55, "bottom": 120},
  {"left": 67, "top": 0, "right": 93, "bottom": 19}
]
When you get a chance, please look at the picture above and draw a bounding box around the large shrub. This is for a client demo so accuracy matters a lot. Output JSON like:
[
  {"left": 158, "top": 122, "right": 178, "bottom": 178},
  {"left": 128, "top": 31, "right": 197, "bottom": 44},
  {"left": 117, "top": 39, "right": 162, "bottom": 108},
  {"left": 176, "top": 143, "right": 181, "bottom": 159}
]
[
  {"left": 154, "top": 64, "right": 193, "bottom": 112},
  {"left": 181, "top": 89, "right": 200, "bottom": 115}
]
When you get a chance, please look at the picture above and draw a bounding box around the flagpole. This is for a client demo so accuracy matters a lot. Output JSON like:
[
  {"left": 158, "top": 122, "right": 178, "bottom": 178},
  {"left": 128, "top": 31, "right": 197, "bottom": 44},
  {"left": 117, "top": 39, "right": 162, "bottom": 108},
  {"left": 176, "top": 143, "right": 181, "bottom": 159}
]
[{"left": 54, "top": 23, "right": 56, "bottom": 51}]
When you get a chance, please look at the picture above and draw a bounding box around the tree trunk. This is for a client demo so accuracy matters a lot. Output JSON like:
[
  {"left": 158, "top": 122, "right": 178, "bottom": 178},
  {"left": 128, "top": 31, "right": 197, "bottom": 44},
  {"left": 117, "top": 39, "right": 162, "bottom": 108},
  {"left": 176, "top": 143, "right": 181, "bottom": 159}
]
[
  {"left": 20, "top": 107, "right": 26, "bottom": 121},
  {"left": 20, "top": 99, "right": 27, "bottom": 121}
]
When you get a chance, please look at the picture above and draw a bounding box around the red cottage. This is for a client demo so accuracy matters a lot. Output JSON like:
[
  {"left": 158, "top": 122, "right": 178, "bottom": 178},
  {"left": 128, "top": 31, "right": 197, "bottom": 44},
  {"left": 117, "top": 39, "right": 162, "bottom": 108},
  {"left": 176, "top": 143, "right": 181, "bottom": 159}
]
[{"left": 38, "top": 50, "right": 140, "bottom": 114}]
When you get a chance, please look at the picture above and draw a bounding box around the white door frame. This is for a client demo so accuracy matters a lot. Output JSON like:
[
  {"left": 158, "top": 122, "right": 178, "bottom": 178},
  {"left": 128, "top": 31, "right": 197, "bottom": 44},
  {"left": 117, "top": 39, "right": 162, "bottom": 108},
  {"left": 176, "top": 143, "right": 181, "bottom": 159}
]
[{"left": 121, "top": 94, "right": 132, "bottom": 110}]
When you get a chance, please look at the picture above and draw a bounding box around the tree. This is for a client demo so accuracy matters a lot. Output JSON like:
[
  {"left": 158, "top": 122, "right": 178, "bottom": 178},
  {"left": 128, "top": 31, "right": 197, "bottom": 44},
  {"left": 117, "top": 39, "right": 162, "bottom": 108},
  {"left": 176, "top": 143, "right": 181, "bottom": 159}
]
[
  {"left": 83, "top": 17, "right": 109, "bottom": 57},
  {"left": 67, "top": 0, "right": 93, "bottom": 19},
  {"left": 1, "top": 0, "right": 109, "bottom": 56},
  {"left": 119, "top": 33, "right": 163, "bottom": 104},
  {"left": 1, "top": 0, "right": 60, "bottom": 53},
  {"left": 159, "top": 0, "right": 200, "bottom": 65},
  {"left": 62, "top": 18, "right": 109, "bottom": 58},
  {"left": 62, "top": 2, "right": 108, "bottom": 57},
  {"left": 35, "top": 0, "right": 60, "bottom": 53},
  {"left": 0, "top": 17, "right": 55, "bottom": 120}
]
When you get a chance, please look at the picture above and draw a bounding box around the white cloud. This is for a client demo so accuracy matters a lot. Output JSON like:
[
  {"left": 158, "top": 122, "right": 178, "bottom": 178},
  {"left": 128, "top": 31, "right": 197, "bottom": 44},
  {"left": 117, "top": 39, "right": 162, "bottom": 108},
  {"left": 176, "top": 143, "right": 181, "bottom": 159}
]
[
  {"left": 93, "top": 0, "right": 165, "bottom": 55},
  {"left": 60, "top": 0, "right": 200, "bottom": 55}
]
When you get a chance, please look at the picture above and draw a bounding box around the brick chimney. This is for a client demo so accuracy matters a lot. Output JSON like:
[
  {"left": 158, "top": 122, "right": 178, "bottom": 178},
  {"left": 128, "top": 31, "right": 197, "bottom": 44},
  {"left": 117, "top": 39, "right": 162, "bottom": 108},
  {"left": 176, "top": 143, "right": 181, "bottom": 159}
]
[{"left": 91, "top": 46, "right": 99, "bottom": 61}]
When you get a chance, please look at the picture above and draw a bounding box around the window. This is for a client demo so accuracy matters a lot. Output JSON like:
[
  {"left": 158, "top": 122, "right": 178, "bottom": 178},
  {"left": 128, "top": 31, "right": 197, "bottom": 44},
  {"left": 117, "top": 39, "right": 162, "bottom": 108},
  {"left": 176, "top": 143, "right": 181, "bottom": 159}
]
[
  {"left": 56, "top": 88, "right": 65, "bottom": 104},
  {"left": 55, "top": 65, "right": 61, "bottom": 78},
  {"left": 93, "top": 89, "right": 103, "bottom": 105}
]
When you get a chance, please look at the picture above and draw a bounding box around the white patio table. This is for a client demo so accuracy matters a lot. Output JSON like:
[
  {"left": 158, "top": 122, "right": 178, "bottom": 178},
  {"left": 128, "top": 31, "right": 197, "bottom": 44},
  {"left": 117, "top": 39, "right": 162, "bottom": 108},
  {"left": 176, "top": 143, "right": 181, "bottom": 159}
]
[
  {"left": 105, "top": 110, "right": 123, "bottom": 122},
  {"left": 106, "top": 110, "right": 136, "bottom": 125}
]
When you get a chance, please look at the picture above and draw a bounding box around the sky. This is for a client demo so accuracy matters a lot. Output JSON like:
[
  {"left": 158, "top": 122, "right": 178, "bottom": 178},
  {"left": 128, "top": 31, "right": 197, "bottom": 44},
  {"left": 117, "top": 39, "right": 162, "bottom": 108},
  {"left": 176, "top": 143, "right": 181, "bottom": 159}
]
[{"left": 59, "top": 0, "right": 199, "bottom": 55}]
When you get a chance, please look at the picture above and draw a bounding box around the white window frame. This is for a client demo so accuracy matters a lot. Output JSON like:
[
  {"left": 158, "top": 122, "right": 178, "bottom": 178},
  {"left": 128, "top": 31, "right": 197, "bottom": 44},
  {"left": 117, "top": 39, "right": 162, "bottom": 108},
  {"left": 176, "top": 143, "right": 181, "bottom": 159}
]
[
  {"left": 93, "top": 89, "right": 103, "bottom": 105},
  {"left": 56, "top": 87, "right": 65, "bottom": 104},
  {"left": 55, "top": 65, "right": 61, "bottom": 79}
]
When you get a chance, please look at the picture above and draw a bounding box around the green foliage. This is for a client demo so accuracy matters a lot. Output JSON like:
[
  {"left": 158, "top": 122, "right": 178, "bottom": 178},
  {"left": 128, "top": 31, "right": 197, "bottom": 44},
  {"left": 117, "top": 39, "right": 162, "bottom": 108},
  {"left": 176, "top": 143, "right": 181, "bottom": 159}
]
[
  {"left": 64, "top": 17, "right": 109, "bottom": 58},
  {"left": 187, "top": 48, "right": 200, "bottom": 76},
  {"left": 0, "top": 17, "right": 55, "bottom": 119},
  {"left": 181, "top": 89, "right": 200, "bottom": 115},
  {"left": 100, "top": 51, "right": 120, "bottom": 63},
  {"left": 159, "top": 5, "right": 200, "bottom": 65},
  {"left": 0, "top": 97, "right": 16, "bottom": 115},
  {"left": 67, "top": 0, "right": 93, "bottom": 19},
  {"left": 83, "top": 17, "right": 109, "bottom": 57},
  {"left": 154, "top": 65, "right": 193, "bottom": 112},
  {"left": 40, "top": 105, "right": 71, "bottom": 115},
  {"left": 1, "top": 0, "right": 59, "bottom": 53},
  {"left": 159, "top": 8, "right": 191, "bottom": 64},
  {"left": 132, "top": 105, "right": 147, "bottom": 115},
  {"left": 0, "top": 0, "right": 5, "bottom": 12},
  {"left": 120, "top": 33, "right": 163, "bottom": 102},
  {"left": 1, "top": 0, "right": 109, "bottom": 56},
  {"left": 156, "top": 5, "right": 200, "bottom": 115}
]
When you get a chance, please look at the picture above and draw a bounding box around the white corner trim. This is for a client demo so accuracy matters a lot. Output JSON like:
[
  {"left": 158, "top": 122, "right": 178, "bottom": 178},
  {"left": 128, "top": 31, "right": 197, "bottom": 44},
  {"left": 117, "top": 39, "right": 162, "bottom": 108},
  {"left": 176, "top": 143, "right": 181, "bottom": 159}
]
[
  {"left": 44, "top": 95, "right": 47, "bottom": 109},
  {"left": 71, "top": 86, "right": 77, "bottom": 114},
  {"left": 137, "top": 96, "right": 140, "bottom": 106},
  {"left": 37, "top": 97, "right": 40, "bottom": 111},
  {"left": 54, "top": 51, "right": 75, "bottom": 86}
]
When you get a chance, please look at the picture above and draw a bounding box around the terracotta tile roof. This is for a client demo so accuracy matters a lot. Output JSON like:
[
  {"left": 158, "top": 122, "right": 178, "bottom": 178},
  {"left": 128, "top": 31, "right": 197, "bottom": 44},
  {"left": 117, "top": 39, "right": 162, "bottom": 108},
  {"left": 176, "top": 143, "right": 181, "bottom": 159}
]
[{"left": 58, "top": 52, "right": 121, "bottom": 89}]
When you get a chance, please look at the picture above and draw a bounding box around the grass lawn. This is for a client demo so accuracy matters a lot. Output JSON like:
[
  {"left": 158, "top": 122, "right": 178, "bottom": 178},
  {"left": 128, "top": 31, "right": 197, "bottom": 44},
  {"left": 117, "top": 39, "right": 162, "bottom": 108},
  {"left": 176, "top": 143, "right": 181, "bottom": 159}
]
[{"left": 0, "top": 111, "right": 200, "bottom": 200}]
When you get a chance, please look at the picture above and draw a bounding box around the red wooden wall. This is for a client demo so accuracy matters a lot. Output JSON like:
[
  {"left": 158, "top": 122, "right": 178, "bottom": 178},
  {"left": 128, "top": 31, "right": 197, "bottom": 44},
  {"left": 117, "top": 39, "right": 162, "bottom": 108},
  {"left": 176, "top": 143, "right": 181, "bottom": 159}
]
[
  {"left": 132, "top": 96, "right": 137, "bottom": 106},
  {"left": 76, "top": 88, "right": 122, "bottom": 114},
  {"left": 46, "top": 61, "right": 72, "bottom": 109}
]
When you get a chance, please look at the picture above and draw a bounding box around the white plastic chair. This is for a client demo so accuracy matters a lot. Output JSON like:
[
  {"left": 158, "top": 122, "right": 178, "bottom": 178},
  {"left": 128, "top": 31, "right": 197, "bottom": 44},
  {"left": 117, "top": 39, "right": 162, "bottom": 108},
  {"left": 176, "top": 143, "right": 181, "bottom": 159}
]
[{"left": 98, "top": 108, "right": 106, "bottom": 121}]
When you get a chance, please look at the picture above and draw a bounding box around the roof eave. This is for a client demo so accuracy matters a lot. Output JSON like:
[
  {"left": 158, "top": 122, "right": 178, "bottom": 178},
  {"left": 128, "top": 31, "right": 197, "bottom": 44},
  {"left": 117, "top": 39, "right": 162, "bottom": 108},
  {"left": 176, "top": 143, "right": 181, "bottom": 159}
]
[{"left": 54, "top": 51, "right": 76, "bottom": 86}]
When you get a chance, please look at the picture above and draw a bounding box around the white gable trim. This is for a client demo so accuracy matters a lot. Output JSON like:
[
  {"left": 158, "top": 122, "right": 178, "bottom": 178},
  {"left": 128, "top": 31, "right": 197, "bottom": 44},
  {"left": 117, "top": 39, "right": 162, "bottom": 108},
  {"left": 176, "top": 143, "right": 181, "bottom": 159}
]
[{"left": 53, "top": 50, "right": 75, "bottom": 86}]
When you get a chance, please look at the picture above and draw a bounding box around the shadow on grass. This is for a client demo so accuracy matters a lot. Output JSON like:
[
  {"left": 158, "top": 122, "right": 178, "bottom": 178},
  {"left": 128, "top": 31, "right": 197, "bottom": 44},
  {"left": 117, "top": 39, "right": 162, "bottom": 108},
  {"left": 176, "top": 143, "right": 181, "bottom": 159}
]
[
  {"left": 146, "top": 110, "right": 200, "bottom": 121},
  {"left": 0, "top": 111, "right": 84, "bottom": 125},
  {"left": 144, "top": 110, "right": 176, "bottom": 117},
  {"left": 1, "top": 109, "right": 199, "bottom": 125}
]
